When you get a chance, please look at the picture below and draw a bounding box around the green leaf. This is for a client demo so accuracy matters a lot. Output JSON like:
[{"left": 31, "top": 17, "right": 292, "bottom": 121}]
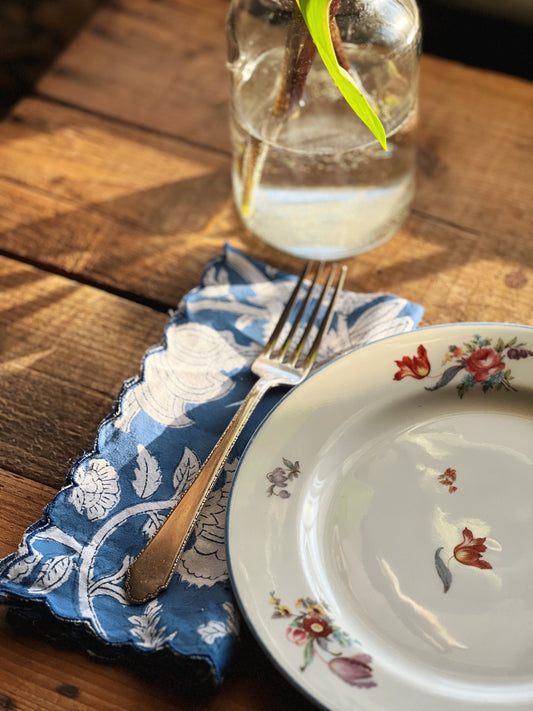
[
  {"left": 301, "top": 638, "right": 315, "bottom": 670},
  {"left": 295, "top": 0, "right": 387, "bottom": 149}
]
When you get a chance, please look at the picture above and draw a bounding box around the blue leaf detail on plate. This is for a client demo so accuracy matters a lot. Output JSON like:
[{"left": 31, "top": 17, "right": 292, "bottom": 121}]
[
  {"left": 435, "top": 547, "right": 452, "bottom": 593},
  {"left": 425, "top": 365, "right": 464, "bottom": 391}
]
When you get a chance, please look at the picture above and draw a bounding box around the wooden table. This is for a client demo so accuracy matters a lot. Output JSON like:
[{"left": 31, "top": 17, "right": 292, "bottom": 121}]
[{"left": 0, "top": 0, "right": 532, "bottom": 708}]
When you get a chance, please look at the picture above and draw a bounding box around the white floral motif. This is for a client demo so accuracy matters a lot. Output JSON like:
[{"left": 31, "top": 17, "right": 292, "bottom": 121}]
[
  {"left": 132, "top": 444, "right": 162, "bottom": 499},
  {"left": 344, "top": 295, "right": 418, "bottom": 350},
  {"left": 28, "top": 555, "right": 75, "bottom": 594},
  {"left": 89, "top": 554, "right": 134, "bottom": 604},
  {"left": 225, "top": 248, "right": 269, "bottom": 286},
  {"left": 176, "top": 459, "right": 237, "bottom": 587},
  {"left": 128, "top": 600, "right": 177, "bottom": 649},
  {"left": 142, "top": 511, "right": 167, "bottom": 539},
  {"left": 33, "top": 526, "right": 83, "bottom": 554},
  {"left": 6, "top": 552, "right": 42, "bottom": 584},
  {"left": 233, "top": 280, "right": 294, "bottom": 338},
  {"left": 70, "top": 458, "right": 120, "bottom": 521},
  {"left": 197, "top": 602, "right": 240, "bottom": 644},
  {"left": 197, "top": 620, "right": 227, "bottom": 644},
  {"left": 172, "top": 446, "right": 200, "bottom": 501},
  {"left": 203, "top": 262, "right": 228, "bottom": 286},
  {"left": 185, "top": 280, "right": 293, "bottom": 348},
  {"left": 114, "top": 323, "right": 248, "bottom": 431}
]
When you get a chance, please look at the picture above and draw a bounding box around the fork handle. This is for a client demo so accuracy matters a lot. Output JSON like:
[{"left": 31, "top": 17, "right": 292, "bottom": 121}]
[{"left": 126, "top": 377, "right": 275, "bottom": 604}]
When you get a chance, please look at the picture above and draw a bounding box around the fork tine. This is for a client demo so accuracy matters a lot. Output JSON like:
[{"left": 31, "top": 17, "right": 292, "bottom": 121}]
[
  {"left": 284, "top": 262, "right": 335, "bottom": 366},
  {"left": 301, "top": 264, "right": 347, "bottom": 372},
  {"left": 278, "top": 262, "right": 322, "bottom": 358},
  {"left": 262, "top": 261, "right": 312, "bottom": 356}
]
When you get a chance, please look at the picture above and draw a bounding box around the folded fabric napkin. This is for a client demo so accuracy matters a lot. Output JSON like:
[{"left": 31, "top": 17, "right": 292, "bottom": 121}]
[{"left": 0, "top": 245, "right": 423, "bottom": 692}]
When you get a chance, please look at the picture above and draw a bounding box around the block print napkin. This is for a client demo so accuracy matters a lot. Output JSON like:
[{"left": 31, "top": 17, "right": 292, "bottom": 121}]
[{"left": 0, "top": 245, "right": 423, "bottom": 691}]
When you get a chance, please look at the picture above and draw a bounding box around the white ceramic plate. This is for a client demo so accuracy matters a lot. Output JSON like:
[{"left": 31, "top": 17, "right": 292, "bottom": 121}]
[{"left": 228, "top": 323, "right": 533, "bottom": 710}]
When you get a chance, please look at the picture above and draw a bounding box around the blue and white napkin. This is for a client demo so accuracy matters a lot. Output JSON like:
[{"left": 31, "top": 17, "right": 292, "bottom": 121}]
[{"left": 0, "top": 245, "right": 423, "bottom": 690}]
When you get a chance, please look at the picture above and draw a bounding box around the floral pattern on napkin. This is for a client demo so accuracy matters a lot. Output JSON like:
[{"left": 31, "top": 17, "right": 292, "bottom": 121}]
[{"left": 0, "top": 245, "right": 423, "bottom": 688}]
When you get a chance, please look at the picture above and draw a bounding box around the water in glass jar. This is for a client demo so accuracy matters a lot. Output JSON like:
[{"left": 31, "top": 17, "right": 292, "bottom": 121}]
[{"left": 230, "top": 45, "right": 417, "bottom": 260}]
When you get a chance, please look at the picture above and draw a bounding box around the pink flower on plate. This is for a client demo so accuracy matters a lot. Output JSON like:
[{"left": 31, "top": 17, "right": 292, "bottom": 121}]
[
  {"left": 329, "top": 654, "right": 376, "bottom": 688},
  {"left": 464, "top": 347, "right": 505, "bottom": 383},
  {"left": 286, "top": 627, "right": 307, "bottom": 646}
]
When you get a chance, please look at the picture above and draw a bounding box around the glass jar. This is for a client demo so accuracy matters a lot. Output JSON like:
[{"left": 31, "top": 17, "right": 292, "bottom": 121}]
[{"left": 226, "top": 0, "right": 421, "bottom": 260}]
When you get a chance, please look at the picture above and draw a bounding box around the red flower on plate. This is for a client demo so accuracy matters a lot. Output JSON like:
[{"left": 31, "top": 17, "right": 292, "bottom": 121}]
[
  {"left": 453, "top": 527, "right": 492, "bottom": 569},
  {"left": 438, "top": 467, "right": 458, "bottom": 494},
  {"left": 464, "top": 347, "right": 505, "bottom": 383},
  {"left": 393, "top": 345, "right": 431, "bottom": 381},
  {"left": 271, "top": 593, "right": 377, "bottom": 687},
  {"left": 302, "top": 616, "right": 333, "bottom": 638}
]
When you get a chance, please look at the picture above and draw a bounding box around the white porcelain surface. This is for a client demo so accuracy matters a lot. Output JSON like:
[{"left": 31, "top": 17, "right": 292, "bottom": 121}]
[{"left": 228, "top": 324, "right": 533, "bottom": 710}]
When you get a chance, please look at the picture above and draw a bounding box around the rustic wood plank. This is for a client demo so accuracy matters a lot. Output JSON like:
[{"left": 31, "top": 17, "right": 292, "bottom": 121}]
[
  {"left": 352, "top": 214, "right": 533, "bottom": 327},
  {"left": 0, "top": 469, "right": 56, "bottom": 558},
  {"left": 0, "top": 255, "right": 168, "bottom": 488},
  {"left": 1, "top": 96, "right": 532, "bottom": 325},
  {"left": 0, "top": 96, "right": 301, "bottom": 303},
  {"left": 37, "top": 0, "right": 231, "bottom": 153},
  {"left": 0, "top": 603, "right": 315, "bottom": 711},
  {"left": 0, "top": 97, "right": 236, "bottom": 305},
  {"left": 416, "top": 56, "right": 533, "bottom": 242}
]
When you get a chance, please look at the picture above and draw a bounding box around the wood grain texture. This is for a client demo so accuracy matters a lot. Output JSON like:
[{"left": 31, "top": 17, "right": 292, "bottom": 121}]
[
  {"left": 416, "top": 56, "right": 533, "bottom": 241},
  {"left": 0, "top": 94, "right": 532, "bottom": 325},
  {"left": 0, "top": 469, "right": 56, "bottom": 558},
  {"left": 0, "top": 605, "right": 316, "bottom": 711},
  {"left": 37, "top": 0, "right": 232, "bottom": 153},
  {"left": 0, "top": 97, "right": 235, "bottom": 305},
  {"left": 0, "top": 96, "right": 304, "bottom": 302},
  {"left": 0, "top": 255, "right": 168, "bottom": 487}
]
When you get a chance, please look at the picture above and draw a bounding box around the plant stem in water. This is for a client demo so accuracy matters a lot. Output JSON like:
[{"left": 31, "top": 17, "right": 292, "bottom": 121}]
[
  {"left": 240, "top": 4, "right": 309, "bottom": 216},
  {"left": 240, "top": 0, "right": 347, "bottom": 217}
]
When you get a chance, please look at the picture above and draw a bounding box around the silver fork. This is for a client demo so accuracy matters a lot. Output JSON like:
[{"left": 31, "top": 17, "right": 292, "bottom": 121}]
[{"left": 126, "top": 261, "right": 347, "bottom": 604}]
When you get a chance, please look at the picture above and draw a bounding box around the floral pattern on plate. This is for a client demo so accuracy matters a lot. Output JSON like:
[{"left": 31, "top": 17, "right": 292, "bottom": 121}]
[
  {"left": 438, "top": 467, "right": 458, "bottom": 493},
  {"left": 266, "top": 458, "right": 301, "bottom": 498},
  {"left": 393, "top": 334, "right": 532, "bottom": 397},
  {"left": 270, "top": 594, "right": 376, "bottom": 688},
  {"left": 435, "top": 527, "right": 494, "bottom": 593},
  {"left": 228, "top": 324, "right": 533, "bottom": 710}
]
